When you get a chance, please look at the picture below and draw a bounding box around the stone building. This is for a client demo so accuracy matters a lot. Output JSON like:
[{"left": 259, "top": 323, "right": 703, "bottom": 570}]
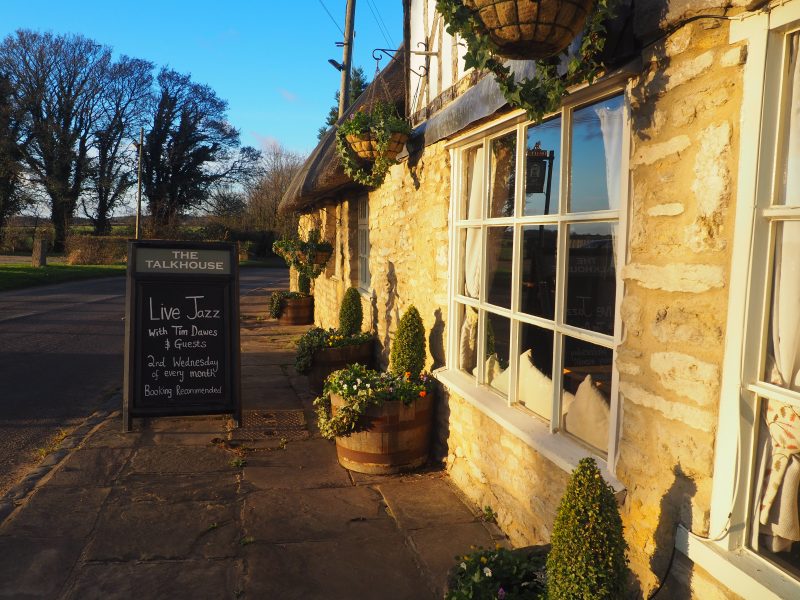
[{"left": 280, "top": 0, "right": 800, "bottom": 597}]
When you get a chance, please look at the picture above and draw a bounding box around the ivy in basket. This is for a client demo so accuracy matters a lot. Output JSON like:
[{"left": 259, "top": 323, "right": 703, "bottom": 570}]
[
  {"left": 436, "top": 0, "right": 620, "bottom": 124},
  {"left": 295, "top": 288, "right": 372, "bottom": 374},
  {"left": 270, "top": 229, "right": 332, "bottom": 317},
  {"left": 314, "top": 305, "right": 430, "bottom": 439},
  {"left": 336, "top": 100, "right": 412, "bottom": 188}
]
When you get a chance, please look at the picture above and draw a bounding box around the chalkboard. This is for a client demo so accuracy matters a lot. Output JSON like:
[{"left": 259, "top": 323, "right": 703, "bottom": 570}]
[{"left": 123, "top": 241, "right": 241, "bottom": 430}]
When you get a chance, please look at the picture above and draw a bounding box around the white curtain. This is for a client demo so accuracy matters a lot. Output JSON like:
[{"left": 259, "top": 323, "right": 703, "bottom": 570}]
[
  {"left": 459, "top": 148, "right": 484, "bottom": 371},
  {"left": 595, "top": 103, "right": 624, "bottom": 211},
  {"left": 758, "top": 33, "right": 800, "bottom": 553}
]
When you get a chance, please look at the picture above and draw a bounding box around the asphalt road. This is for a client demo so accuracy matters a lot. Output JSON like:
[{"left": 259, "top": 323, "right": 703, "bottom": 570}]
[{"left": 0, "top": 267, "right": 287, "bottom": 497}]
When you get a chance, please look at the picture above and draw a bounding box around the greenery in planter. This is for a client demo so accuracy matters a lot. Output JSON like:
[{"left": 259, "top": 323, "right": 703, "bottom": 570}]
[
  {"left": 335, "top": 100, "right": 412, "bottom": 188},
  {"left": 314, "top": 303, "right": 430, "bottom": 439},
  {"left": 546, "top": 457, "right": 629, "bottom": 599},
  {"left": 294, "top": 327, "right": 373, "bottom": 374},
  {"left": 435, "top": 0, "right": 620, "bottom": 124},
  {"left": 339, "top": 286, "right": 363, "bottom": 337},
  {"left": 269, "top": 290, "right": 307, "bottom": 319},
  {"left": 272, "top": 228, "right": 333, "bottom": 286},
  {"left": 446, "top": 545, "right": 546, "bottom": 600}
]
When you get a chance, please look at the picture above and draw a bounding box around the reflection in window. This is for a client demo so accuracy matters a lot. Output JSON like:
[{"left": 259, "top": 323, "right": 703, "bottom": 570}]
[
  {"left": 457, "top": 303, "right": 478, "bottom": 376},
  {"left": 520, "top": 225, "right": 557, "bottom": 319},
  {"left": 570, "top": 95, "right": 624, "bottom": 213},
  {"left": 561, "top": 336, "right": 611, "bottom": 453},
  {"left": 525, "top": 117, "right": 561, "bottom": 216},
  {"left": 484, "top": 313, "right": 510, "bottom": 388},
  {"left": 486, "top": 226, "right": 514, "bottom": 309},
  {"left": 488, "top": 132, "right": 516, "bottom": 218},
  {"left": 565, "top": 223, "right": 617, "bottom": 335}
]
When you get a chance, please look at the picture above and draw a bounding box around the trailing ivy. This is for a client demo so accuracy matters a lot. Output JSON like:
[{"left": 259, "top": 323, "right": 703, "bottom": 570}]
[{"left": 435, "top": 0, "right": 620, "bottom": 124}]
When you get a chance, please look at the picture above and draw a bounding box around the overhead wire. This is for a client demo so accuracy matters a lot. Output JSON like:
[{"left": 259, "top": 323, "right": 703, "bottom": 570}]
[
  {"left": 316, "top": 0, "right": 344, "bottom": 36},
  {"left": 366, "top": 0, "right": 395, "bottom": 48}
]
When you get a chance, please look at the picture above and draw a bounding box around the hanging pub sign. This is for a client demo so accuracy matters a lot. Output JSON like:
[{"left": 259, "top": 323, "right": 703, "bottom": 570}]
[
  {"left": 526, "top": 141, "right": 552, "bottom": 195},
  {"left": 123, "top": 240, "right": 241, "bottom": 431}
]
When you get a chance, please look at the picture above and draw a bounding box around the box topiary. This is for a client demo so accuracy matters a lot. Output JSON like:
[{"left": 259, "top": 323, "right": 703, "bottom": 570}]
[
  {"left": 390, "top": 305, "right": 426, "bottom": 378},
  {"left": 546, "top": 457, "right": 629, "bottom": 599},
  {"left": 339, "top": 287, "right": 363, "bottom": 336}
]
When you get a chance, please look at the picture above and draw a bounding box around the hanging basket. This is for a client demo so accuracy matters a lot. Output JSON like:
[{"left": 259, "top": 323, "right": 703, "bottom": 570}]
[
  {"left": 345, "top": 132, "right": 408, "bottom": 163},
  {"left": 464, "top": 0, "right": 594, "bottom": 59}
]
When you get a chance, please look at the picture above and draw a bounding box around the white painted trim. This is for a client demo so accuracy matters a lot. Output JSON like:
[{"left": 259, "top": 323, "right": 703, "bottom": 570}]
[
  {"left": 436, "top": 367, "right": 625, "bottom": 492},
  {"left": 675, "top": 525, "right": 800, "bottom": 600}
]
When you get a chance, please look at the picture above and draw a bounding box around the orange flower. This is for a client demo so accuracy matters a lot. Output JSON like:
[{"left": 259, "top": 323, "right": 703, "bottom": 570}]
[
  {"left": 405, "top": 371, "right": 411, "bottom": 379},
  {"left": 419, "top": 390, "right": 427, "bottom": 398}
]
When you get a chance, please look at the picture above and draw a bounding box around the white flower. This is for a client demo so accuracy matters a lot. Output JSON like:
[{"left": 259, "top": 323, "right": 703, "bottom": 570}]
[
  {"left": 366, "top": 383, "right": 371, "bottom": 389},
  {"left": 460, "top": 562, "right": 467, "bottom": 570},
  {"left": 483, "top": 567, "right": 492, "bottom": 577}
]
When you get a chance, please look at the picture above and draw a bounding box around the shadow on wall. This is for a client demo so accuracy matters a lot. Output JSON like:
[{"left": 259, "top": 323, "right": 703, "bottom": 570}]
[
  {"left": 382, "top": 261, "right": 400, "bottom": 364},
  {"left": 429, "top": 308, "right": 446, "bottom": 371},
  {"left": 630, "top": 463, "right": 697, "bottom": 599}
]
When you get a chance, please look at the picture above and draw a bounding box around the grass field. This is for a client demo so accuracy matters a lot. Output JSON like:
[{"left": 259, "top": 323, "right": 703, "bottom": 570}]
[{"left": 0, "top": 263, "right": 127, "bottom": 292}]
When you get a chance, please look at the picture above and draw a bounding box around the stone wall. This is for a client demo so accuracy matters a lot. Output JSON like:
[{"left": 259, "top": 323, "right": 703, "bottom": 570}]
[{"left": 619, "top": 18, "right": 744, "bottom": 597}]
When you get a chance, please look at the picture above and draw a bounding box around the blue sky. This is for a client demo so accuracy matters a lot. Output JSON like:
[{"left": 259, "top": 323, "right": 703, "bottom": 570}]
[{"left": 0, "top": 1, "right": 404, "bottom": 156}]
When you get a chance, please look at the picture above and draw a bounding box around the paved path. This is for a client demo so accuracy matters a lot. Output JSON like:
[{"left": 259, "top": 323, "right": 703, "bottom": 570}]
[{"left": 0, "top": 271, "right": 504, "bottom": 599}]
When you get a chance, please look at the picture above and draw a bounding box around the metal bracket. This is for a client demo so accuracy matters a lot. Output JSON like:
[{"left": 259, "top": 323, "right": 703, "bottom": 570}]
[{"left": 372, "top": 47, "right": 428, "bottom": 78}]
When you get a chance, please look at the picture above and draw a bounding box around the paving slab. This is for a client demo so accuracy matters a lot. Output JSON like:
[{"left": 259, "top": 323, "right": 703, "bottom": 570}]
[
  {"left": 242, "top": 438, "right": 351, "bottom": 490},
  {"left": 63, "top": 559, "right": 243, "bottom": 600},
  {"left": 1, "top": 486, "right": 110, "bottom": 539},
  {"left": 82, "top": 418, "right": 139, "bottom": 448},
  {"left": 243, "top": 538, "right": 435, "bottom": 600},
  {"left": 112, "top": 472, "right": 240, "bottom": 503},
  {"left": 242, "top": 486, "right": 396, "bottom": 543},
  {"left": 45, "top": 447, "right": 132, "bottom": 487},
  {"left": 0, "top": 535, "right": 84, "bottom": 599},
  {"left": 377, "top": 476, "right": 478, "bottom": 530},
  {"left": 85, "top": 498, "right": 240, "bottom": 561},
  {"left": 126, "top": 445, "right": 233, "bottom": 474}
]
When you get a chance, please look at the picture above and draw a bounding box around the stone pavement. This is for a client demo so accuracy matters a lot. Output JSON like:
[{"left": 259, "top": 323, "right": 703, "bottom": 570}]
[{"left": 0, "top": 275, "right": 504, "bottom": 599}]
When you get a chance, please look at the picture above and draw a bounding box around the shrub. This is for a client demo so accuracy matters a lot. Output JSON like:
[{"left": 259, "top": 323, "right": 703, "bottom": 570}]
[
  {"left": 390, "top": 305, "right": 426, "bottom": 378},
  {"left": 294, "top": 327, "right": 372, "bottom": 374},
  {"left": 269, "top": 290, "right": 306, "bottom": 319},
  {"left": 446, "top": 545, "right": 545, "bottom": 600},
  {"left": 546, "top": 457, "right": 629, "bottom": 600},
  {"left": 65, "top": 235, "right": 128, "bottom": 265},
  {"left": 339, "top": 287, "right": 363, "bottom": 336}
]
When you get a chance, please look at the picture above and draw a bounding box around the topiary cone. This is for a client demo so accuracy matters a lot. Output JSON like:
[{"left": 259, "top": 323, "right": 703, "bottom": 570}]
[
  {"left": 546, "top": 457, "right": 629, "bottom": 599},
  {"left": 339, "top": 287, "right": 363, "bottom": 336},
  {"left": 390, "top": 305, "right": 426, "bottom": 378}
]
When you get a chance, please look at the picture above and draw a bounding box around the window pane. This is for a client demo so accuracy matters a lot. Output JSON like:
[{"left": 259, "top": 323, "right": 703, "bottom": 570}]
[
  {"left": 459, "top": 227, "right": 482, "bottom": 299},
  {"left": 779, "top": 33, "right": 799, "bottom": 206},
  {"left": 524, "top": 117, "right": 561, "bottom": 216},
  {"left": 520, "top": 225, "right": 557, "bottom": 319},
  {"left": 461, "top": 146, "right": 484, "bottom": 219},
  {"left": 569, "top": 94, "right": 624, "bottom": 213},
  {"left": 488, "top": 132, "right": 516, "bottom": 218},
  {"left": 565, "top": 222, "right": 617, "bottom": 335},
  {"left": 486, "top": 226, "right": 514, "bottom": 309},
  {"left": 456, "top": 303, "right": 479, "bottom": 376},
  {"left": 517, "top": 323, "right": 555, "bottom": 420},
  {"left": 764, "top": 221, "right": 800, "bottom": 391},
  {"left": 562, "top": 336, "right": 611, "bottom": 453},
  {"left": 484, "top": 312, "right": 510, "bottom": 388}
]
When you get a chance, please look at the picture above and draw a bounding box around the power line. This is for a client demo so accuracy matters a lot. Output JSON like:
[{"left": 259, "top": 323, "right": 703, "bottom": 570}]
[
  {"left": 317, "top": 0, "right": 344, "bottom": 36},
  {"left": 366, "top": 0, "right": 394, "bottom": 49}
]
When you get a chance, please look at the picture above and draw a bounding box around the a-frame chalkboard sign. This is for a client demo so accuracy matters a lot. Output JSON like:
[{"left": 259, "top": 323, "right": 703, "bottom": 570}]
[{"left": 123, "top": 240, "right": 241, "bottom": 431}]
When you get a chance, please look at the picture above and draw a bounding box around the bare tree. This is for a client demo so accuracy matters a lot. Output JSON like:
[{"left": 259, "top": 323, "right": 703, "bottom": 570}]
[
  {"left": 142, "top": 68, "right": 260, "bottom": 235},
  {"left": 83, "top": 56, "right": 153, "bottom": 235},
  {"left": 0, "top": 30, "right": 111, "bottom": 251},
  {"left": 0, "top": 73, "right": 25, "bottom": 240},
  {"left": 246, "top": 141, "right": 304, "bottom": 238}
]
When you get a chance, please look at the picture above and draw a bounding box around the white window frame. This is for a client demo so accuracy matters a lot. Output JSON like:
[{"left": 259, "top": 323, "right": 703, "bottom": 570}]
[
  {"left": 437, "top": 85, "right": 630, "bottom": 486},
  {"left": 688, "top": 4, "right": 800, "bottom": 598},
  {"left": 357, "top": 196, "right": 370, "bottom": 291}
]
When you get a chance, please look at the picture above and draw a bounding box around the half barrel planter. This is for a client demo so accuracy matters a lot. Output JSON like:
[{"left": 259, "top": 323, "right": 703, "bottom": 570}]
[
  {"left": 330, "top": 392, "right": 433, "bottom": 475},
  {"left": 307, "top": 340, "right": 374, "bottom": 395},
  {"left": 279, "top": 296, "right": 314, "bottom": 325}
]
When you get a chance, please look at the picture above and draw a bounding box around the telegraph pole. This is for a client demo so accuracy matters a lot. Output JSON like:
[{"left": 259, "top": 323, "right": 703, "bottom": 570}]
[{"left": 338, "top": 0, "right": 356, "bottom": 118}]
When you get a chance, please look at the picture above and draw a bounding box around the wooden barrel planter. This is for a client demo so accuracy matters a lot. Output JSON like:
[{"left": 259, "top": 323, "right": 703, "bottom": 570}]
[
  {"left": 307, "top": 340, "right": 374, "bottom": 395},
  {"left": 464, "top": 0, "right": 593, "bottom": 59},
  {"left": 330, "top": 392, "right": 433, "bottom": 475},
  {"left": 279, "top": 295, "right": 314, "bottom": 325},
  {"left": 345, "top": 132, "right": 408, "bottom": 163}
]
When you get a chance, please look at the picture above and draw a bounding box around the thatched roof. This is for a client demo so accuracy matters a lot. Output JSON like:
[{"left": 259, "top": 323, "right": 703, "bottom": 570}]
[{"left": 279, "top": 45, "right": 406, "bottom": 216}]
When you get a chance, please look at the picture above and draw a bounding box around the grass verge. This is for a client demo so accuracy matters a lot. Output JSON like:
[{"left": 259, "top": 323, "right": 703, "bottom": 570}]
[{"left": 0, "top": 263, "right": 126, "bottom": 292}]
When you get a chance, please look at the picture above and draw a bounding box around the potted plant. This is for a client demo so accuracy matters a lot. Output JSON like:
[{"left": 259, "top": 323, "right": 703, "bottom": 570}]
[
  {"left": 335, "top": 100, "right": 412, "bottom": 188},
  {"left": 444, "top": 458, "right": 628, "bottom": 599},
  {"left": 271, "top": 229, "right": 333, "bottom": 324},
  {"left": 296, "top": 287, "right": 375, "bottom": 394},
  {"left": 314, "top": 305, "right": 433, "bottom": 474}
]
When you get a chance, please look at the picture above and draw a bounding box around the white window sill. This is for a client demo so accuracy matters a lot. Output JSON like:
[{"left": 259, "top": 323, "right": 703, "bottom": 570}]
[
  {"left": 435, "top": 367, "right": 625, "bottom": 494},
  {"left": 675, "top": 525, "right": 800, "bottom": 599}
]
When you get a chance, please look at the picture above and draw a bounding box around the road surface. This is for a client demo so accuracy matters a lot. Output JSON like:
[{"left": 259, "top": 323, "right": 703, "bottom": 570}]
[{"left": 0, "top": 267, "right": 287, "bottom": 497}]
